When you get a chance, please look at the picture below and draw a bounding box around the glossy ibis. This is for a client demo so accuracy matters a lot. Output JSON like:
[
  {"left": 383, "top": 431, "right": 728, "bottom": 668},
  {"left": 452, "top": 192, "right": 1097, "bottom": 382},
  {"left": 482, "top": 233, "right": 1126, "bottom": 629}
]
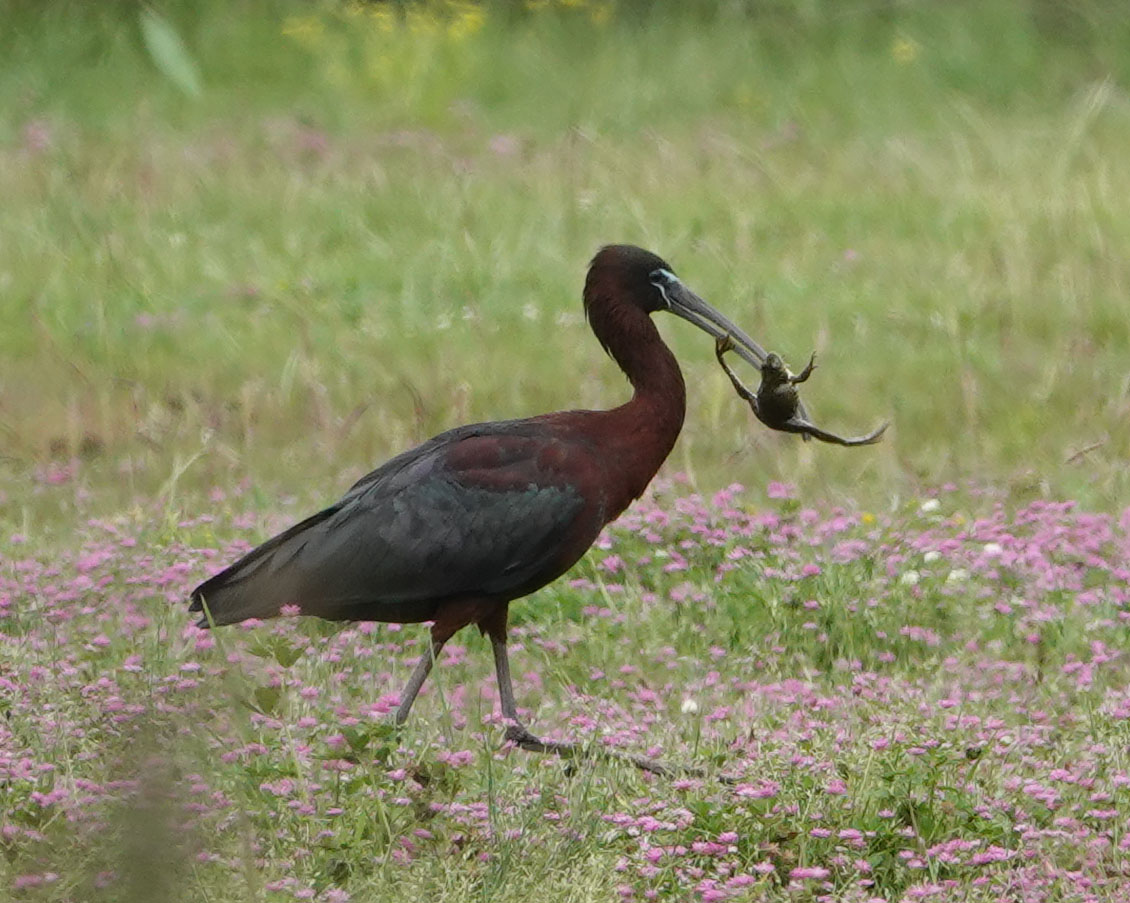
[
  {"left": 715, "top": 336, "right": 888, "bottom": 446},
  {"left": 190, "top": 245, "right": 774, "bottom": 749}
]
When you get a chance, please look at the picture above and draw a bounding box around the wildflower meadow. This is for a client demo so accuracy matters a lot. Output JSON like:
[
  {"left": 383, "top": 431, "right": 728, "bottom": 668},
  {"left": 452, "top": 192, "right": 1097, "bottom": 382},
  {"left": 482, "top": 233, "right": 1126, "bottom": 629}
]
[
  {"left": 3, "top": 1, "right": 1130, "bottom": 901},
  {"left": 5, "top": 482, "right": 1130, "bottom": 900}
]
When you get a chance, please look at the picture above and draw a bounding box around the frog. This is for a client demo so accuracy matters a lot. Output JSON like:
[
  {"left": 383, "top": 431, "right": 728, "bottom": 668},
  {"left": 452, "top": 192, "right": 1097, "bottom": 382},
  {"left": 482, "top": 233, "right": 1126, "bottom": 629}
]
[{"left": 715, "top": 335, "right": 888, "bottom": 447}]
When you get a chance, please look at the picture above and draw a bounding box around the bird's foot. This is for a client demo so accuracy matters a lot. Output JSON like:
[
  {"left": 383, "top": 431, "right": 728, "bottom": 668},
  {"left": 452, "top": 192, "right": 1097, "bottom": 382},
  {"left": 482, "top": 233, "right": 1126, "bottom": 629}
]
[
  {"left": 501, "top": 724, "right": 740, "bottom": 784},
  {"left": 504, "top": 724, "right": 577, "bottom": 756},
  {"left": 503, "top": 724, "right": 542, "bottom": 747}
]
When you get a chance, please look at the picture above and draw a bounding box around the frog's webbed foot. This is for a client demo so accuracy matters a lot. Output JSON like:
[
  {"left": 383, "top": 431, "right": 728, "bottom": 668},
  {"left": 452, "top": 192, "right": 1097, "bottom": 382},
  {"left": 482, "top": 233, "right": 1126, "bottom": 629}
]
[
  {"left": 790, "top": 352, "right": 817, "bottom": 384},
  {"left": 796, "top": 419, "right": 889, "bottom": 447},
  {"left": 714, "top": 334, "right": 736, "bottom": 358},
  {"left": 715, "top": 335, "right": 759, "bottom": 407}
]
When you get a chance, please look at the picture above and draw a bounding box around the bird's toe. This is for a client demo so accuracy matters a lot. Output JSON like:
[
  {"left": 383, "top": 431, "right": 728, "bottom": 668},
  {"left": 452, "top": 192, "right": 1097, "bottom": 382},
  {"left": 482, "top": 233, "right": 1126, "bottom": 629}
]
[{"left": 503, "top": 724, "right": 543, "bottom": 747}]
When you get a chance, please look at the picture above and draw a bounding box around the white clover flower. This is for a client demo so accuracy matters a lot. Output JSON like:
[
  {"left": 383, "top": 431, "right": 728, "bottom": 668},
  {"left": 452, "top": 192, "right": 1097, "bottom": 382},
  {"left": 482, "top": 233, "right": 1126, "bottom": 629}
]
[
  {"left": 680, "top": 698, "right": 700, "bottom": 715},
  {"left": 919, "top": 499, "right": 941, "bottom": 513},
  {"left": 923, "top": 551, "right": 941, "bottom": 564},
  {"left": 899, "top": 570, "right": 920, "bottom": 586}
]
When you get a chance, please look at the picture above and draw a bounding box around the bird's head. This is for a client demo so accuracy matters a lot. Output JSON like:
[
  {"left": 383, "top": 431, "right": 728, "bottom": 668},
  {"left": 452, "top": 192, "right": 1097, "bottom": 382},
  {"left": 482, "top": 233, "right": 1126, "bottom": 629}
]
[{"left": 584, "top": 244, "right": 770, "bottom": 368}]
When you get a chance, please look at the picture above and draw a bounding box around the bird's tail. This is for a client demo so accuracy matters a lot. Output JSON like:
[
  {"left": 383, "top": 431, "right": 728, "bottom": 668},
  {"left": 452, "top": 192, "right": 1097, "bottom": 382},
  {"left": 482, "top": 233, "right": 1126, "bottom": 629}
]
[{"left": 188, "top": 506, "right": 339, "bottom": 628}]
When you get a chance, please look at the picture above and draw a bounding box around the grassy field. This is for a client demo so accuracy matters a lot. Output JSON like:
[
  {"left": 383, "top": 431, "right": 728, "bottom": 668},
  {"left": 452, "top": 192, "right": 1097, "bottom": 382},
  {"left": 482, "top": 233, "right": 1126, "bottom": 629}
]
[{"left": 2, "top": 0, "right": 1130, "bottom": 900}]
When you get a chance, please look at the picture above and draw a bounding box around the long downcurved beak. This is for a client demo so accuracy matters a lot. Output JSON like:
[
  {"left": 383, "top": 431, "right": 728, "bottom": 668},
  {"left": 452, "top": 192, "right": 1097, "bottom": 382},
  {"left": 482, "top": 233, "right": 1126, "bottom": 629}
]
[{"left": 658, "top": 275, "right": 769, "bottom": 369}]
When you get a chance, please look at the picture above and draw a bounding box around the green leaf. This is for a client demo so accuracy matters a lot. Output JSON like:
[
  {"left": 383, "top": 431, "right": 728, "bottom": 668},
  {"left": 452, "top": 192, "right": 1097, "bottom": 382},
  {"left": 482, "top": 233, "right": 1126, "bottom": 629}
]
[
  {"left": 341, "top": 726, "right": 371, "bottom": 755},
  {"left": 245, "top": 635, "right": 304, "bottom": 668},
  {"left": 139, "top": 8, "right": 202, "bottom": 98},
  {"left": 273, "top": 641, "right": 304, "bottom": 669},
  {"left": 252, "top": 686, "right": 281, "bottom": 715}
]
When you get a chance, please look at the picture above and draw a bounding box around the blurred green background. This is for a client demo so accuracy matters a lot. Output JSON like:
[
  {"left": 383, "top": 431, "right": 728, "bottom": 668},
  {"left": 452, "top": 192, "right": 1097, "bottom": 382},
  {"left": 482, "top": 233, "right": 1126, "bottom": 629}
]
[{"left": 2, "top": 0, "right": 1129, "bottom": 534}]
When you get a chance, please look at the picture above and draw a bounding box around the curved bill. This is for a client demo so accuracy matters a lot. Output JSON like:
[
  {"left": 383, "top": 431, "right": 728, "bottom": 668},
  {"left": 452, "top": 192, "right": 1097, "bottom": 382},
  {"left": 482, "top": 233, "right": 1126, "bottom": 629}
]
[{"left": 651, "top": 270, "right": 769, "bottom": 369}]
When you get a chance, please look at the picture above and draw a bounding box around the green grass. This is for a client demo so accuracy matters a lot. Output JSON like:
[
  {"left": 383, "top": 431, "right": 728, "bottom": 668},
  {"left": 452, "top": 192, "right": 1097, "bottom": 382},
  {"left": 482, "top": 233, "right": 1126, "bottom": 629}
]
[
  {"left": 3, "top": 0, "right": 1130, "bottom": 536},
  {"left": 4, "top": 487, "right": 1130, "bottom": 901},
  {"left": 3, "top": 2, "right": 1130, "bottom": 900}
]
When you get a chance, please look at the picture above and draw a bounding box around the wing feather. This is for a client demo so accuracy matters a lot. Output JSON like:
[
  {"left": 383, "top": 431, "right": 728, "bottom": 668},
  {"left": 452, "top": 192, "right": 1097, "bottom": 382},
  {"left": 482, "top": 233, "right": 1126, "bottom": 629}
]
[{"left": 189, "top": 421, "right": 590, "bottom": 627}]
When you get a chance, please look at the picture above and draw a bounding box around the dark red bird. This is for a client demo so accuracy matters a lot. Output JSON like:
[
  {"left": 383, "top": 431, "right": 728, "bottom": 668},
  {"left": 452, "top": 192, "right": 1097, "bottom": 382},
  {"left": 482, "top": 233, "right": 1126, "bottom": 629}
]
[{"left": 190, "top": 245, "right": 772, "bottom": 746}]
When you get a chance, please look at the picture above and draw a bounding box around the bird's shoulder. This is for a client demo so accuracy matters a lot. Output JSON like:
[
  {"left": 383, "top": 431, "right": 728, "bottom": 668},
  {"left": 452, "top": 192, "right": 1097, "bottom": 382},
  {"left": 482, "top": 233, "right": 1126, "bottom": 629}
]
[{"left": 341, "top": 415, "right": 601, "bottom": 506}]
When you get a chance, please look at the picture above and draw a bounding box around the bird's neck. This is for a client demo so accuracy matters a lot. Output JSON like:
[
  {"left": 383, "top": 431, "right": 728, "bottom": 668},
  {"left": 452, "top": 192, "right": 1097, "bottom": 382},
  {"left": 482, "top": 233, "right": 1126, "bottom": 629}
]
[{"left": 593, "top": 308, "right": 687, "bottom": 515}]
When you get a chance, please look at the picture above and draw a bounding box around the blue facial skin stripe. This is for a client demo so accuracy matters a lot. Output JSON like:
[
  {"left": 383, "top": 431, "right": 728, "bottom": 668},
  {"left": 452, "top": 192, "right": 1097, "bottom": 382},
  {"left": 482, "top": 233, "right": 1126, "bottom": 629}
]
[{"left": 649, "top": 269, "right": 679, "bottom": 309}]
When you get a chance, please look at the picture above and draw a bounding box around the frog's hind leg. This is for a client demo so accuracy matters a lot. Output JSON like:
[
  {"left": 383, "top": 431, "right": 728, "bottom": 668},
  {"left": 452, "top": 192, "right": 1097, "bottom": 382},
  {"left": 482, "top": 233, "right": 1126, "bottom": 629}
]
[
  {"left": 715, "top": 338, "right": 760, "bottom": 408},
  {"left": 765, "top": 417, "right": 816, "bottom": 437},
  {"left": 800, "top": 419, "right": 889, "bottom": 447}
]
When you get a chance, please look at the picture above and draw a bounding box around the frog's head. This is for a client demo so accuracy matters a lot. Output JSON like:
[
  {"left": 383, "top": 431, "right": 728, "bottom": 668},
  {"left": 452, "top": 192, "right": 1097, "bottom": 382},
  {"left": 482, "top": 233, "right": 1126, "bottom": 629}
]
[{"left": 761, "top": 352, "right": 788, "bottom": 382}]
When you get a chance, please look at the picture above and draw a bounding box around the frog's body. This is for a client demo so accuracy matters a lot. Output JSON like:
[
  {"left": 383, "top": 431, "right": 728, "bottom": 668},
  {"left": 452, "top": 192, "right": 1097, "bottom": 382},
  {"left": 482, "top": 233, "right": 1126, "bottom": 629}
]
[{"left": 715, "top": 338, "right": 888, "bottom": 447}]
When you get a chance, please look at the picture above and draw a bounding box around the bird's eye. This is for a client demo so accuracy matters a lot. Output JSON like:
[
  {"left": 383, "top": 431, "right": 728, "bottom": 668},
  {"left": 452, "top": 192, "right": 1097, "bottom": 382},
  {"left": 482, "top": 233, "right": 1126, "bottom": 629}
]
[{"left": 648, "top": 269, "right": 678, "bottom": 309}]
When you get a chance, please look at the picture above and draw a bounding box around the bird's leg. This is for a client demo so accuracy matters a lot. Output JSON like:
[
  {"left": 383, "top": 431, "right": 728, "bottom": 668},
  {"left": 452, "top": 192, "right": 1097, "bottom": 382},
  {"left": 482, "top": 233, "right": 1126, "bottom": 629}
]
[
  {"left": 492, "top": 636, "right": 540, "bottom": 746},
  {"left": 394, "top": 633, "right": 447, "bottom": 726},
  {"left": 491, "top": 635, "right": 519, "bottom": 725},
  {"left": 480, "top": 609, "right": 734, "bottom": 781},
  {"left": 481, "top": 606, "right": 544, "bottom": 746},
  {"left": 483, "top": 607, "right": 577, "bottom": 753},
  {"left": 790, "top": 352, "right": 817, "bottom": 384}
]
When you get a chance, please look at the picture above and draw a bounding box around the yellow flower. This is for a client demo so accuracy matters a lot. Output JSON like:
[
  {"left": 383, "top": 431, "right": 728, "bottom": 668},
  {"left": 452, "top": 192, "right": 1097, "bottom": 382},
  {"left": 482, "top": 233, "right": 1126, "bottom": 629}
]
[
  {"left": 281, "top": 15, "right": 325, "bottom": 48},
  {"left": 448, "top": 2, "right": 486, "bottom": 39},
  {"left": 861, "top": 512, "right": 876, "bottom": 524},
  {"left": 590, "top": 2, "right": 612, "bottom": 24},
  {"left": 369, "top": 7, "right": 397, "bottom": 33},
  {"left": 891, "top": 34, "right": 919, "bottom": 65}
]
